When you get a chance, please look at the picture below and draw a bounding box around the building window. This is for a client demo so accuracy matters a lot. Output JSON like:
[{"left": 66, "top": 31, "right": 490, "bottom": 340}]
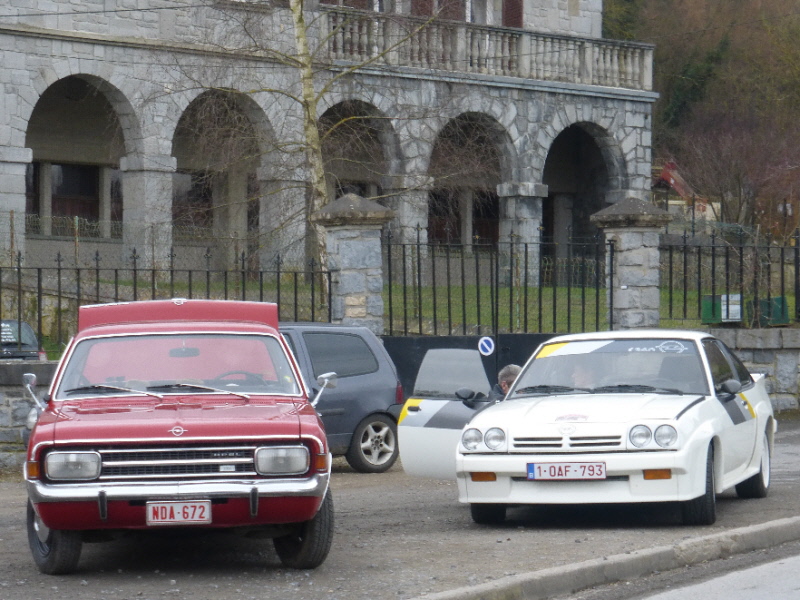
[
  {"left": 321, "top": 0, "right": 384, "bottom": 10},
  {"left": 51, "top": 164, "right": 100, "bottom": 220},
  {"left": 428, "top": 188, "right": 461, "bottom": 244},
  {"left": 502, "top": 0, "right": 522, "bottom": 28},
  {"left": 25, "top": 163, "right": 40, "bottom": 216},
  {"left": 173, "top": 171, "right": 214, "bottom": 230},
  {"left": 412, "top": 0, "right": 466, "bottom": 20}
]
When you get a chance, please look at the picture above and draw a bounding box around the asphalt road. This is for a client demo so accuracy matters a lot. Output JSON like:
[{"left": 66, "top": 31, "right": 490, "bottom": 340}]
[{"left": 0, "top": 412, "right": 799, "bottom": 600}]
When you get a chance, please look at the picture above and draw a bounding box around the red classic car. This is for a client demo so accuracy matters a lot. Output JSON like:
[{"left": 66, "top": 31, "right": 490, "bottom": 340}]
[{"left": 23, "top": 299, "right": 334, "bottom": 574}]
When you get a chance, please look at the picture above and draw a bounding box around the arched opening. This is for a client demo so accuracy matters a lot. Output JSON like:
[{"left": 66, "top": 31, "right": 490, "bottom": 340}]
[
  {"left": 319, "top": 100, "right": 389, "bottom": 202},
  {"left": 542, "top": 123, "right": 610, "bottom": 249},
  {"left": 25, "top": 76, "right": 125, "bottom": 241},
  {"left": 172, "top": 90, "right": 262, "bottom": 268},
  {"left": 427, "top": 113, "right": 503, "bottom": 246}
]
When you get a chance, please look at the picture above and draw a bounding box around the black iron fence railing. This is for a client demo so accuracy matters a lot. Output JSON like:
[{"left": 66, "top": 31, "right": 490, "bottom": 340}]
[
  {"left": 382, "top": 236, "right": 611, "bottom": 336},
  {"left": 0, "top": 250, "right": 332, "bottom": 356},
  {"left": 659, "top": 231, "right": 800, "bottom": 328}
]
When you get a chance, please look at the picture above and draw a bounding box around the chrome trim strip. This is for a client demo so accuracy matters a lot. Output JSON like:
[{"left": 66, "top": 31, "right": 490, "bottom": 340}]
[{"left": 27, "top": 472, "right": 330, "bottom": 504}]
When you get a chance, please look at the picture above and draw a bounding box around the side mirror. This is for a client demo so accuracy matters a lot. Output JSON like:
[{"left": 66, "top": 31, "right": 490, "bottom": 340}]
[
  {"left": 311, "top": 372, "right": 338, "bottom": 408},
  {"left": 22, "top": 373, "right": 47, "bottom": 411},
  {"left": 718, "top": 378, "right": 742, "bottom": 398},
  {"left": 455, "top": 388, "right": 476, "bottom": 401}
]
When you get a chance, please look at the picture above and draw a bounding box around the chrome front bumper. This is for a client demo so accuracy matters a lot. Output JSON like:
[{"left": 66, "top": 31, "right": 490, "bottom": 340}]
[{"left": 27, "top": 472, "right": 330, "bottom": 504}]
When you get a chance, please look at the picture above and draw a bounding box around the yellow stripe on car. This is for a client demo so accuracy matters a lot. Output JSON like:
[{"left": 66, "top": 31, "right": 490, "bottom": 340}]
[
  {"left": 398, "top": 398, "right": 424, "bottom": 424},
  {"left": 740, "top": 393, "right": 756, "bottom": 418}
]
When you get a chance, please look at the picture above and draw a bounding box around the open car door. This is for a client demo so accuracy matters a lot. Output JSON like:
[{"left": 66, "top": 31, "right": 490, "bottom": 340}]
[{"left": 398, "top": 348, "right": 493, "bottom": 480}]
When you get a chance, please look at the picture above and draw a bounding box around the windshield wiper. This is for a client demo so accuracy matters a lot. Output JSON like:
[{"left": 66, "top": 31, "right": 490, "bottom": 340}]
[
  {"left": 146, "top": 383, "right": 250, "bottom": 400},
  {"left": 514, "top": 384, "right": 589, "bottom": 395},
  {"left": 63, "top": 384, "right": 163, "bottom": 399},
  {"left": 592, "top": 384, "right": 683, "bottom": 396}
]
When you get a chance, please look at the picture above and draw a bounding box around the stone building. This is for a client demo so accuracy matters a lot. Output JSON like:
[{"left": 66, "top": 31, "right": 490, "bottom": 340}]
[{"left": 0, "top": 0, "right": 656, "bottom": 270}]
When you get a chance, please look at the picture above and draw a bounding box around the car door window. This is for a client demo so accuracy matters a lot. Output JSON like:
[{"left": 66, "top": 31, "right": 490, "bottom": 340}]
[
  {"left": 717, "top": 341, "right": 753, "bottom": 388},
  {"left": 303, "top": 332, "right": 378, "bottom": 378},
  {"left": 702, "top": 339, "right": 735, "bottom": 390}
]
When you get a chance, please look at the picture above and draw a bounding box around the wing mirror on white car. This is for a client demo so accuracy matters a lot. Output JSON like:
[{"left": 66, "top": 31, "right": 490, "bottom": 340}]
[
  {"left": 717, "top": 378, "right": 743, "bottom": 398},
  {"left": 311, "top": 372, "right": 338, "bottom": 408}
]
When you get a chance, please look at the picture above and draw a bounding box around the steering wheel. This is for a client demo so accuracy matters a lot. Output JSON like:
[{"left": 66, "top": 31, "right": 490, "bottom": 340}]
[{"left": 211, "top": 370, "right": 265, "bottom": 386}]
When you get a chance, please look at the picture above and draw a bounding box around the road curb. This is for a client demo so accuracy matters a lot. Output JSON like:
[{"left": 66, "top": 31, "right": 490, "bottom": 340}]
[{"left": 411, "top": 516, "right": 800, "bottom": 600}]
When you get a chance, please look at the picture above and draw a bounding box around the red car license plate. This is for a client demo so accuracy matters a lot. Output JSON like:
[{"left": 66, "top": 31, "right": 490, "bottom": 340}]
[
  {"left": 527, "top": 462, "right": 606, "bottom": 480},
  {"left": 146, "top": 500, "right": 212, "bottom": 525}
]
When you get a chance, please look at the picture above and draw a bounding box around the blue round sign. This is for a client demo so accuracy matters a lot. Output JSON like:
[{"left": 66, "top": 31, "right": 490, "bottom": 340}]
[{"left": 478, "top": 336, "right": 495, "bottom": 356}]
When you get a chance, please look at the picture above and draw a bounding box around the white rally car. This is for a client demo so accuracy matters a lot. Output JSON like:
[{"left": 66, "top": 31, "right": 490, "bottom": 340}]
[{"left": 398, "top": 330, "right": 776, "bottom": 526}]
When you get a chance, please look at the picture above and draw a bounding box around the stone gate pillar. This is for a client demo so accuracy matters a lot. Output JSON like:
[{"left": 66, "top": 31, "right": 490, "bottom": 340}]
[
  {"left": 311, "top": 193, "right": 395, "bottom": 334},
  {"left": 590, "top": 197, "right": 671, "bottom": 330}
]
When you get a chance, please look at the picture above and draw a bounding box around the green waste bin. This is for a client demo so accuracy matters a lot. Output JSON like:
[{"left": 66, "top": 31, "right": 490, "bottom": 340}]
[
  {"left": 701, "top": 295, "right": 742, "bottom": 324},
  {"left": 745, "top": 296, "right": 789, "bottom": 327}
]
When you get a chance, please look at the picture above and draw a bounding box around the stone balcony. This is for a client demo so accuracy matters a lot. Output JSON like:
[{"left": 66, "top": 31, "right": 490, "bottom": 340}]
[{"left": 320, "top": 8, "right": 653, "bottom": 92}]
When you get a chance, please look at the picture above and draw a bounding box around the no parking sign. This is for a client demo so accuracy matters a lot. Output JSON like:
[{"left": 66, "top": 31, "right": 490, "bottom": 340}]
[{"left": 478, "top": 336, "right": 495, "bottom": 356}]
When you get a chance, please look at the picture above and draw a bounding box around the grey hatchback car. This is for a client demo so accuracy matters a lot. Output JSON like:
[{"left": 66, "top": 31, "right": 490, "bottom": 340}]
[{"left": 280, "top": 323, "right": 404, "bottom": 473}]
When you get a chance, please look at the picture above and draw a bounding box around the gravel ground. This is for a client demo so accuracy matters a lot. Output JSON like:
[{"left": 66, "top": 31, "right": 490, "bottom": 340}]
[{"left": 1, "top": 413, "right": 799, "bottom": 600}]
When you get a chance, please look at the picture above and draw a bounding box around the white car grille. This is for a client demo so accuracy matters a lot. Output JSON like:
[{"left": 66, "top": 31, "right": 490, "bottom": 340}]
[{"left": 512, "top": 435, "right": 623, "bottom": 452}]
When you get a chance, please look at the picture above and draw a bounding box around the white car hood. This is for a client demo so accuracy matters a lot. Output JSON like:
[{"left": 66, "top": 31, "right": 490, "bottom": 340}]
[{"left": 473, "top": 392, "right": 704, "bottom": 427}]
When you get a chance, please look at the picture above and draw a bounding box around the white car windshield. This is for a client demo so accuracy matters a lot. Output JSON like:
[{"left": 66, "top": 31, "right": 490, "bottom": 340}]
[
  {"left": 511, "top": 338, "right": 710, "bottom": 397},
  {"left": 55, "top": 333, "right": 300, "bottom": 399}
]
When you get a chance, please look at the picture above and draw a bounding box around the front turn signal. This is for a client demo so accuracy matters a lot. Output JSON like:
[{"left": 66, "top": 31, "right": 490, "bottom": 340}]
[
  {"left": 643, "top": 469, "right": 672, "bottom": 480},
  {"left": 470, "top": 472, "right": 497, "bottom": 482}
]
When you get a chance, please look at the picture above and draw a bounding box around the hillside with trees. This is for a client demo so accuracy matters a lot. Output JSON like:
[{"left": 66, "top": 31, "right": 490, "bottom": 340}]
[{"left": 605, "top": 0, "right": 800, "bottom": 238}]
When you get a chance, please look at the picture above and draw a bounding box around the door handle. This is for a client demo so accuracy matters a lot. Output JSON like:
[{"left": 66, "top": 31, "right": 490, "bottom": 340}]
[{"left": 407, "top": 405, "right": 421, "bottom": 412}]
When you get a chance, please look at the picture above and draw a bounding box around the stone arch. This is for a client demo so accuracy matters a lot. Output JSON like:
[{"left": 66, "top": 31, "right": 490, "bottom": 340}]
[
  {"left": 426, "top": 111, "right": 515, "bottom": 246},
  {"left": 23, "top": 74, "right": 142, "bottom": 248},
  {"left": 171, "top": 88, "right": 281, "bottom": 270},
  {"left": 318, "top": 99, "right": 402, "bottom": 203},
  {"left": 541, "top": 120, "right": 625, "bottom": 266}
]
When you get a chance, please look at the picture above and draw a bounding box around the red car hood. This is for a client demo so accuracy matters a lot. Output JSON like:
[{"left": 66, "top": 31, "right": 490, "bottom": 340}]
[{"left": 48, "top": 395, "right": 303, "bottom": 444}]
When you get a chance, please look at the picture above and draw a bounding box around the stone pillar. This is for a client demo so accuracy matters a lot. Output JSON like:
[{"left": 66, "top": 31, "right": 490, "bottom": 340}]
[
  {"left": 0, "top": 146, "right": 32, "bottom": 266},
  {"left": 382, "top": 174, "right": 432, "bottom": 244},
  {"left": 120, "top": 154, "right": 176, "bottom": 269},
  {"left": 497, "top": 182, "right": 547, "bottom": 283},
  {"left": 590, "top": 197, "right": 671, "bottom": 330},
  {"left": 496, "top": 182, "right": 547, "bottom": 244},
  {"left": 311, "top": 193, "right": 394, "bottom": 334}
]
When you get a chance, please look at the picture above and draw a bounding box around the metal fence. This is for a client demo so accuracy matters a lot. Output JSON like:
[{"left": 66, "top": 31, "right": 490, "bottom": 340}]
[
  {"left": 0, "top": 250, "right": 332, "bottom": 355},
  {"left": 659, "top": 231, "right": 800, "bottom": 328},
  {"left": 382, "top": 236, "right": 611, "bottom": 336}
]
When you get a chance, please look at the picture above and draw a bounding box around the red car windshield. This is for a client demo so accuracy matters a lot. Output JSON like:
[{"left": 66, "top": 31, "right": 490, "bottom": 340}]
[{"left": 54, "top": 333, "right": 300, "bottom": 398}]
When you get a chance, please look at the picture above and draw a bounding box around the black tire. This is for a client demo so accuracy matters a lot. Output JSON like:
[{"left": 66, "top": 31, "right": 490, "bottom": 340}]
[
  {"left": 27, "top": 501, "right": 82, "bottom": 575},
  {"left": 736, "top": 431, "right": 771, "bottom": 499},
  {"left": 273, "top": 490, "right": 334, "bottom": 569},
  {"left": 345, "top": 415, "right": 398, "bottom": 474},
  {"left": 681, "top": 445, "right": 716, "bottom": 526},
  {"left": 470, "top": 503, "right": 506, "bottom": 525}
]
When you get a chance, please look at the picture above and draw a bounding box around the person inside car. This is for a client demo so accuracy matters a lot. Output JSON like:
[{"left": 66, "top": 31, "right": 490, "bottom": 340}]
[{"left": 490, "top": 364, "right": 521, "bottom": 400}]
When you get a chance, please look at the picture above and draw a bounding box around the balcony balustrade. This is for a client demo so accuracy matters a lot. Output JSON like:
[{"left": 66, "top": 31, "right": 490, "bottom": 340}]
[{"left": 321, "top": 8, "right": 653, "bottom": 92}]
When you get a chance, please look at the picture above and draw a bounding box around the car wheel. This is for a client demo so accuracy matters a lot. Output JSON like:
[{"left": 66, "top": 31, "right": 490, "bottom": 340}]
[
  {"left": 470, "top": 503, "right": 506, "bottom": 525},
  {"left": 27, "top": 500, "right": 82, "bottom": 574},
  {"left": 681, "top": 445, "right": 716, "bottom": 526},
  {"left": 736, "top": 431, "right": 771, "bottom": 499},
  {"left": 345, "top": 415, "right": 398, "bottom": 473},
  {"left": 273, "top": 490, "right": 334, "bottom": 569}
]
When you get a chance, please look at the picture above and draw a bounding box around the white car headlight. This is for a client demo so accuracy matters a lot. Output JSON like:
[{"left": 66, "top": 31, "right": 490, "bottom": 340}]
[
  {"left": 462, "top": 428, "right": 483, "bottom": 450},
  {"left": 26, "top": 407, "right": 40, "bottom": 430},
  {"left": 629, "top": 425, "right": 652, "bottom": 448},
  {"left": 484, "top": 428, "right": 506, "bottom": 450},
  {"left": 45, "top": 451, "right": 101, "bottom": 481},
  {"left": 255, "top": 446, "right": 310, "bottom": 475},
  {"left": 654, "top": 425, "right": 678, "bottom": 448}
]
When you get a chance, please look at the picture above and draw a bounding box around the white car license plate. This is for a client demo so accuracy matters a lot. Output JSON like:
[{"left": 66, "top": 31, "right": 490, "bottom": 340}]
[
  {"left": 146, "top": 500, "right": 212, "bottom": 525},
  {"left": 527, "top": 462, "right": 606, "bottom": 480}
]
